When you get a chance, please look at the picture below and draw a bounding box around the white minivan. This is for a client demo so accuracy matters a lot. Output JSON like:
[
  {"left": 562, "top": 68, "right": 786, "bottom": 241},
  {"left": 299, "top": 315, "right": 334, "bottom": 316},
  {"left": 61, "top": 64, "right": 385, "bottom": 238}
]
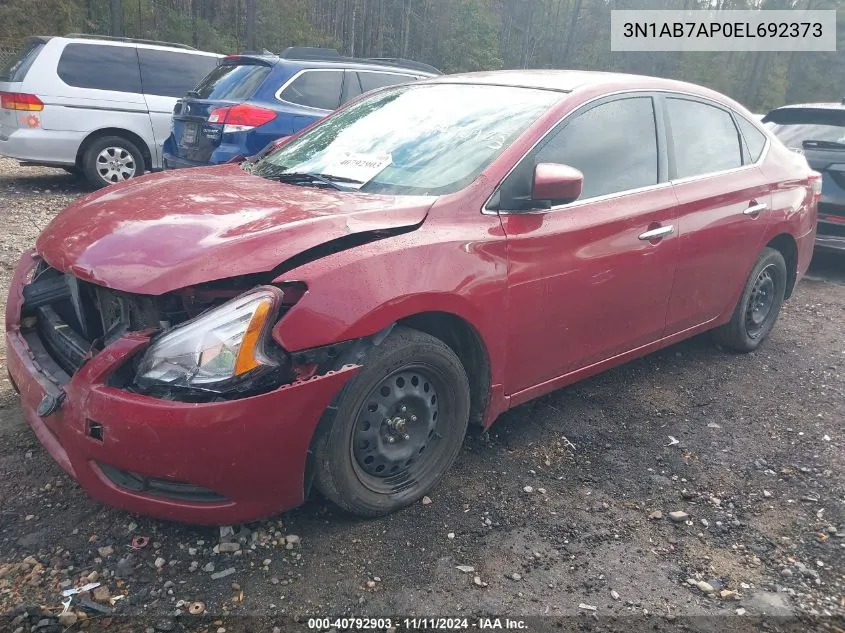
[{"left": 0, "top": 34, "right": 220, "bottom": 187}]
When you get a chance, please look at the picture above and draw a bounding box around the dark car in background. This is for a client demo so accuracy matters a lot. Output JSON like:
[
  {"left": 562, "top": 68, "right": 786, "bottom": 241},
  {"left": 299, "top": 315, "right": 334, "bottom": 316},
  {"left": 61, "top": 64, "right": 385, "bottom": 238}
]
[
  {"left": 764, "top": 102, "right": 845, "bottom": 252},
  {"left": 162, "top": 47, "right": 439, "bottom": 169}
]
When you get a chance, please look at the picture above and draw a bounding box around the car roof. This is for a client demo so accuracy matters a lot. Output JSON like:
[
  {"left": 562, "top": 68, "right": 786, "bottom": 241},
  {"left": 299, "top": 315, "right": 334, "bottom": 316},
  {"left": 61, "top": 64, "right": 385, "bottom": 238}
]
[
  {"left": 223, "top": 50, "right": 439, "bottom": 76},
  {"left": 53, "top": 34, "right": 220, "bottom": 56},
  {"left": 422, "top": 69, "right": 735, "bottom": 98},
  {"left": 290, "top": 58, "right": 436, "bottom": 75}
]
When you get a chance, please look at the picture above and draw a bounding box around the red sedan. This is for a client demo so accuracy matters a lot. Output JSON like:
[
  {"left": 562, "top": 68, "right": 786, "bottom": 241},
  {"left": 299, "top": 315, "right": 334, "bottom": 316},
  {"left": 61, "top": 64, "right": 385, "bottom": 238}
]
[{"left": 6, "top": 71, "right": 818, "bottom": 524}]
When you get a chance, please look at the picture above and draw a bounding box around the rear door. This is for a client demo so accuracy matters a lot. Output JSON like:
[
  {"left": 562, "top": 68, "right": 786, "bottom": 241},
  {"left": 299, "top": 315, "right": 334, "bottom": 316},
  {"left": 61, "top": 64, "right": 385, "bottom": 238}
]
[
  {"left": 48, "top": 42, "right": 147, "bottom": 126},
  {"left": 663, "top": 96, "right": 772, "bottom": 335},
  {"left": 170, "top": 58, "right": 273, "bottom": 163},
  {"left": 137, "top": 48, "right": 219, "bottom": 166},
  {"left": 765, "top": 107, "right": 845, "bottom": 247}
]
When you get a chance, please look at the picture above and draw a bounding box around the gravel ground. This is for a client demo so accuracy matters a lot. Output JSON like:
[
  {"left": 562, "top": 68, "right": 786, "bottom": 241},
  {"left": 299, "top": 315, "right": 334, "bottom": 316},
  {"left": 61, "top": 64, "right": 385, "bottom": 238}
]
[{"left": 0, "top": 157, "right": 843, "bottom": 633}]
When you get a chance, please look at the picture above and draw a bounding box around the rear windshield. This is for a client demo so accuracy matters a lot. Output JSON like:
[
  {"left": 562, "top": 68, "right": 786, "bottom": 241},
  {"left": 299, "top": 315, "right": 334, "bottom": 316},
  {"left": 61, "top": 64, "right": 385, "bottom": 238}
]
[
  {"left": 192, "top": 62, "right": 271, "bottom": 100},
  {"left": 0, "top": 39, "right": 46, "bottom": 82},
  {"left": 764, "top": 108, "right": 845, "bottom": 149}
]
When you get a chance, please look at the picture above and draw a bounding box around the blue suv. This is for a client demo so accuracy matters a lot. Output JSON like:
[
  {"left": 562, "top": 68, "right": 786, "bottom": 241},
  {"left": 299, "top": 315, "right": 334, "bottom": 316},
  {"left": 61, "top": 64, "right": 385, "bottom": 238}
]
[{"left": 162, "top": 47, "right": 440, "bottom": 169}]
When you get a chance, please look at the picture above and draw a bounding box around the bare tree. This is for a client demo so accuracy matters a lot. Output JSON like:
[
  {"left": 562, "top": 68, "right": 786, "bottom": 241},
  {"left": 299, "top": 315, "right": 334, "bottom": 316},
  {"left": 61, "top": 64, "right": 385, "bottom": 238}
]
[
  {"left": 245, "top": 0, "right": 257, "bottom": 50},
  {"left": 109, "top": 0, "right": 124, "bottom": 36}
]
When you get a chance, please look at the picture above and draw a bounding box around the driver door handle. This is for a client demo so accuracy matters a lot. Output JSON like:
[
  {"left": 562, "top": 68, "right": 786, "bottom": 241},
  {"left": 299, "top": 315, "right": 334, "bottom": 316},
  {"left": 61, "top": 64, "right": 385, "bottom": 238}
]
[
  {"left": 743, "top": 202, "right": 768, "bottom": 216},
  {"left": 638, "top": 225, "right": 675, "bottom": 241}
]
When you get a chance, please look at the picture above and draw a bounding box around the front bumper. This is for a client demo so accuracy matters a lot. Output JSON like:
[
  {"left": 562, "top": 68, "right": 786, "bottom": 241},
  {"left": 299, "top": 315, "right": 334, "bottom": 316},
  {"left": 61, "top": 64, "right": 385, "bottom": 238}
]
[{"left": 6, "top": 251, "right": 358, "bottom": 524}]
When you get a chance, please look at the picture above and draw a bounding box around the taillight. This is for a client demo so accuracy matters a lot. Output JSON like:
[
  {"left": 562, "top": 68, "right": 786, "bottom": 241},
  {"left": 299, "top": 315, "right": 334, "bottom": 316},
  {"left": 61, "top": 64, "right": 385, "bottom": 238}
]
[
  {"left": 0, "top": 92, "right": 44, "bottom": 111},
  {"left": 809, "top": 171, "right": 822, "bottom": 199},
  {"left": 207, "top": 104, "right": 276, "bottom": 134}
]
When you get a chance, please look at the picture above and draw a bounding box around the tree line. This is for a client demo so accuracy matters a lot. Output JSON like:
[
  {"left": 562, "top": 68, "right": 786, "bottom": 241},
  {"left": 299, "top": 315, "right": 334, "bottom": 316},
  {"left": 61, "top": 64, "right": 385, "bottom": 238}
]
[{"left": 1, "top": 0, "right": 843, "bottom": 112}]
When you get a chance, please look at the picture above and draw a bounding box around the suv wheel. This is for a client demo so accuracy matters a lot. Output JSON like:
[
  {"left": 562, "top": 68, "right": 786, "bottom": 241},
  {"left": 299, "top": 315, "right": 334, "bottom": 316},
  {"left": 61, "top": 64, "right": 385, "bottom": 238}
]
[{"left": 82, "top": 136, "right": 145, "bottom": 188}]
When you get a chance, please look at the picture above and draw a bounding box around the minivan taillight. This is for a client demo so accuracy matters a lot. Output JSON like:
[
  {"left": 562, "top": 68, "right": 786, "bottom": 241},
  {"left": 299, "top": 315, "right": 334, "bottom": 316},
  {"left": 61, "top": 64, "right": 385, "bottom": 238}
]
[
  {"left": 0, "top": 92, "right": 43, "bottom": 111},
  {"left": 207, "top": 104, "right": 276, "bottom": 134},
  {"left": 809, "top": 171, "right": 822, "bottom": 199}
]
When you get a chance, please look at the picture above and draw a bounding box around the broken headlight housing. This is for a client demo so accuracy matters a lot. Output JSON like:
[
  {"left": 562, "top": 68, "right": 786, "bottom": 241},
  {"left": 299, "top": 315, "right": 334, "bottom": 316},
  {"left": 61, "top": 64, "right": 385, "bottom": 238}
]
[{"left": 133, "top": 286, "right": 284, "bottom": 393}]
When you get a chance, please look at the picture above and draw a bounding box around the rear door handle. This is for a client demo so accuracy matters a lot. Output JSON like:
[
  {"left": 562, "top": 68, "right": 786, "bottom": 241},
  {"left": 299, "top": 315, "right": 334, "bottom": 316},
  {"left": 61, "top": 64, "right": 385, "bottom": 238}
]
[
  {"left": 743, "top": 203, "right": 768, "bottom": 216},
  {"left": 638, "top": 225, "right": 675, "bottom": 241}
]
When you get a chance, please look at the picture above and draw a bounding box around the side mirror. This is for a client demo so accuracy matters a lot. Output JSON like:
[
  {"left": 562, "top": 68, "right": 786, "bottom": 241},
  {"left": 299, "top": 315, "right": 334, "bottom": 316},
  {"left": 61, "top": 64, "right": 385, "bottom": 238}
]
[{"left": 532, "top": 163, "right": 583, "bottom": 205}]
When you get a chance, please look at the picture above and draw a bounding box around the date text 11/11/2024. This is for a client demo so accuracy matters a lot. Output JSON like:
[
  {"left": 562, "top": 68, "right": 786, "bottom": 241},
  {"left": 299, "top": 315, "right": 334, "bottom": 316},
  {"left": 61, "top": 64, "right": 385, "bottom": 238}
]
[{"left": 306, "top": 618, "right": 528, "bottom": 630}]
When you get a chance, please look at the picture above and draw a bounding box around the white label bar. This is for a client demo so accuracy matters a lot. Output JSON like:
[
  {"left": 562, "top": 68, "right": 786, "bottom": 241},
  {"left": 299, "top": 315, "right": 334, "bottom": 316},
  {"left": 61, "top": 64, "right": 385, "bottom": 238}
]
[{"left": 610, "top": 10, "right": 836, "bottom": 52}]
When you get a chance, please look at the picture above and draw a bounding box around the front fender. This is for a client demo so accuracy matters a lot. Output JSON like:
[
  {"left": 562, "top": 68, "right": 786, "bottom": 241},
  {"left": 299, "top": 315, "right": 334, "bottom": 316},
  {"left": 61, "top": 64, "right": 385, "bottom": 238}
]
[{"left": 270, "top": 212, "right": 509, "bottom": 386}]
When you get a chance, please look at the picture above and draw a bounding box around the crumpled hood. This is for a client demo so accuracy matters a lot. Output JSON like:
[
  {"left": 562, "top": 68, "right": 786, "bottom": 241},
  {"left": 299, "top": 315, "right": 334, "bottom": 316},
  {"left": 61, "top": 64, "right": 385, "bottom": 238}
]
[{"left": 36, "top": 165, "right": 434, "bottom": 295}]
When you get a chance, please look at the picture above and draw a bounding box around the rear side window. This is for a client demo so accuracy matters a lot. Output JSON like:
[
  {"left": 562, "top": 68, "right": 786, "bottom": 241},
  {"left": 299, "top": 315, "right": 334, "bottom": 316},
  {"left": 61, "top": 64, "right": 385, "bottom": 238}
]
[
  {"left": 280, "top": 70, "right": 343, "bottom": 110},
  {"left": 736, "top": 116, "right": 767, "bottom": 163},
  {"left": 358, "top": 71, "right": 416, "bottom": 93},
  {"left": 667, "top": 98, "right": 742, "bottom": 179},
  {"left": 57, "top": 44, "right": 142, "bottom": 93},
  {"left": 138, "top": 49, "right": 218, "bottom": 98},
  {"left": 193, "top": 62, "right": 271, "bottom": 100},
  {"left": 0, "top": 39, "right": 45, "bottom": 82}
]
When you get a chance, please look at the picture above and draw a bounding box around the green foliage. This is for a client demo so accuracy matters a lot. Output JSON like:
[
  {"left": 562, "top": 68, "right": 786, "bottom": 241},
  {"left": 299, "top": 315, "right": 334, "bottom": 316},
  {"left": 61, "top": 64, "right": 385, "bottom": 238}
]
[{"left": 1, "top": 0, "right": 843, "bottom": 111}]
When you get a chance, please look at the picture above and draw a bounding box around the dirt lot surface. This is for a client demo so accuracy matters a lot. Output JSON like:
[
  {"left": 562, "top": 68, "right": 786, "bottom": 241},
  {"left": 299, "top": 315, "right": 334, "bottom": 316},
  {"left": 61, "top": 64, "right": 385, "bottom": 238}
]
[{"left": 0, "top": 158, "right": 843, "bottom": 633}]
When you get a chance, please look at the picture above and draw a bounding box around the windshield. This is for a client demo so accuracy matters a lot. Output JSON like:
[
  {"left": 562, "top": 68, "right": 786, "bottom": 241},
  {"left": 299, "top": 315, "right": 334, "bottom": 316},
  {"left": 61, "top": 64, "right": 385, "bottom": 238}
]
[
  {"left": 765, "top": 108, "right": 845, "bottom": 149},
  {"left": 192, "top": 62, "right": 271, "bottom": 100},
  {"left": 251, "top": 83, "right": 562, "bottom": 196}
]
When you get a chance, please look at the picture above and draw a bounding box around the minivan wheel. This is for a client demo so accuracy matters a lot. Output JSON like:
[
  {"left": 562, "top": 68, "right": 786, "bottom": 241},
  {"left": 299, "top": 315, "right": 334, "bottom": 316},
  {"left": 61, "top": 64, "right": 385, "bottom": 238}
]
[
  {"left": 713, "top": 247, "right": 787, "bottom": 352},
  {"left": 313, "top": 326, "right": 471, "bottom": 517},
  {"left": 82, "top": 136, "right": 144, "bottom": 188}
]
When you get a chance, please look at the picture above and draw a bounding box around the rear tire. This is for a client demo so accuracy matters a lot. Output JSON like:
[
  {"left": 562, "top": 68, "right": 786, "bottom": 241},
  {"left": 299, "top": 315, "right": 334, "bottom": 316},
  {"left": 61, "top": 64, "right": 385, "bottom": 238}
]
[
  {"left": 313, "top": 326, "right": 470, "bottom": 517},
  {"left": 81, "top": 136, "right": 145, "bottom": 189},
  {"left": 713, "top": 247, "right": 787, "bottom": 352}
]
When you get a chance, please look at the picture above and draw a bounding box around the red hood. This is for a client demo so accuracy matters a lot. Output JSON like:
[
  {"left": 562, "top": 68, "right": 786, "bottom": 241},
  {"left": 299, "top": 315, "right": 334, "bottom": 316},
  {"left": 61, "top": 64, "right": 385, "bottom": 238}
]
[{"left": 36, "top": 165, "right": 433, "bottom": 295}]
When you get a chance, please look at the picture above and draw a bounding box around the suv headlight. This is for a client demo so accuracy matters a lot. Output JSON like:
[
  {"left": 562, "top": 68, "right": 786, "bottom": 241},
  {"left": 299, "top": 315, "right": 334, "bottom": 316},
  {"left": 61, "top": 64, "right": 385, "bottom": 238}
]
[{"left": 134, "top": 286, "right": 283, "bottom": 391}]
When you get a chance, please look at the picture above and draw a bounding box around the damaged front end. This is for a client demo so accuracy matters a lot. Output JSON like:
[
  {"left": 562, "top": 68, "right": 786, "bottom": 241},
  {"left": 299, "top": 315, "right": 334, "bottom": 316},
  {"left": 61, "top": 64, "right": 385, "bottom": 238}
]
[{"left": 19, "top": 258, "right": 364, "bottom": 403}]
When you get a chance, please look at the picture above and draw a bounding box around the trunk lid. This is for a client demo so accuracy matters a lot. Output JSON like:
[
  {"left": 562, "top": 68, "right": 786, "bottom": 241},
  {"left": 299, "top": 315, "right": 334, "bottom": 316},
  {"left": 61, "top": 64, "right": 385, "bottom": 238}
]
[
  {"left": 170, "top": 57, "right": 274, "bottom": 163},
  {"left": 36, "top": 164, "right": 434, "bottom": 295}
]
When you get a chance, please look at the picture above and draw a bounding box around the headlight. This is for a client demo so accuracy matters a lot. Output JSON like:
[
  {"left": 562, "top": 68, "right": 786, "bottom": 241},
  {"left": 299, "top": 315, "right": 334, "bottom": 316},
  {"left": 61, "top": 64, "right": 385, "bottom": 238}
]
[{"left": 134, "top": 286, "right": 283, "bottom": 391}]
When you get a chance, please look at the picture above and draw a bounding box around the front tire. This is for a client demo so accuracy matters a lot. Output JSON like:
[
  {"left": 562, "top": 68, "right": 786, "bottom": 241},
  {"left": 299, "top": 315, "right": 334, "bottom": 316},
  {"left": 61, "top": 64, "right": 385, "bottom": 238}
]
[
  {"left": 313, "top": 326, "right": 471, "bottom": 517},
  {"left": 714, "top": 247, "right": 787, "bottom": 352},
  {"left": 81, "top": 136, "right": 145, "bottom": 189}
]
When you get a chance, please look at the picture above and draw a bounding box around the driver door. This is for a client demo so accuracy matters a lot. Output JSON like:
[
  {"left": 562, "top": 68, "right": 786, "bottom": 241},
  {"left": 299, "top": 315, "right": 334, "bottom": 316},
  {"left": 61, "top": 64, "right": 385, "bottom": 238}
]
[{"left": 495, "top": 95, "right": 679, "bottom": 395}]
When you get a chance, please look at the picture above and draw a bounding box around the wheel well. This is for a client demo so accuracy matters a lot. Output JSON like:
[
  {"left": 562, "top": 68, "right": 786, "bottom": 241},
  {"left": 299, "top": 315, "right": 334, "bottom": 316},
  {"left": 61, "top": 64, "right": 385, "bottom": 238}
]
[
  {"left": 76, "top": 128, "right": 152, "bottom": 172},
  {"left": 766, "top": 234, "right": 798, "bottom": 299},
  {"left": 398, "top": 312, "right": 491, "bottom": 426}
]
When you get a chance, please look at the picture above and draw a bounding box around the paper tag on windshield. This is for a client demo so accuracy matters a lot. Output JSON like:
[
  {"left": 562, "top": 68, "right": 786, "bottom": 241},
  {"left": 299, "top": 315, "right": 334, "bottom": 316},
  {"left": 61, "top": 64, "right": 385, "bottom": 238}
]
[{"left": 325, "top": 152, "right": 392, "bottom": 185}]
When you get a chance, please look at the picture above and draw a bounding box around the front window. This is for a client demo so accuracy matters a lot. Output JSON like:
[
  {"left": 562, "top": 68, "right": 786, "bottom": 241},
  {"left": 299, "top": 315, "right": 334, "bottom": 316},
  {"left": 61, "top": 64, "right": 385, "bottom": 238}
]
[{"left": 251, "top": 83, "right": 562, "bottom": 196}]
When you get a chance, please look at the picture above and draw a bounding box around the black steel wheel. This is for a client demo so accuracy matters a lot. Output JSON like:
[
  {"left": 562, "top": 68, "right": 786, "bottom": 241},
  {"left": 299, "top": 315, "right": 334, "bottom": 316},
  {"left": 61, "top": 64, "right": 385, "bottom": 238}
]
[
  {"left": 714, "top": 247, "right": 787, "bottom": 352},
  {"left": 745, "top": 265, "right": 776, "bottom": 339},
  {"left": 351, "top": 366, "right": 445, "bottom": 492},
  {"left": 312, "top": 326, "right": 470, "bottom": 516}
]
